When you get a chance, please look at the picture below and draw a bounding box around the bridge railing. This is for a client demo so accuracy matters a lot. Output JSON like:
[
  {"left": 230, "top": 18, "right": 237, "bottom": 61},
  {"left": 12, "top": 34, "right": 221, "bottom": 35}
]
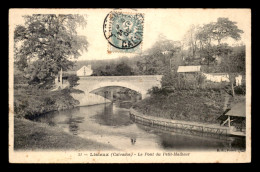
[{"left": 78, "top": 75, "right": 163, "bottom": 82}]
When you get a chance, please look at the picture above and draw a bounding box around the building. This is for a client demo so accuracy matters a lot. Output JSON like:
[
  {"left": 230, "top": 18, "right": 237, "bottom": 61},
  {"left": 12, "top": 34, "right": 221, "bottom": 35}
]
[
  {"left": 76, "top": 65, "right": 93, "bottom": 77},
  {"left": 177, "top": 66, "right": 201, "bottom": 73},
  {"left": 201, "top": 73, "right": 243, "bottom": 84},
  {"left": 235, "top": 75, "right": 243, "bottom": 86},
  {"left": 202, "top": 73, "right": 230, "bottom": 83},
  {"left": 176, "top": 66, "right": 201, "bottom": 83},
  {"left": 221, "top": 101, "right": 246, "bottom": 136}
]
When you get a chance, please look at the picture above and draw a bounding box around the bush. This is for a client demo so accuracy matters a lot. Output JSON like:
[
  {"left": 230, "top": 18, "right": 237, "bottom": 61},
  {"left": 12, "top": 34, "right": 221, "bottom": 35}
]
[
  {"left": 234, "top": 84, "right": 246, "bottom": 95},
  {"left": 203, "top": 80, "right": 228, "bottom": 91},
  {"left": 161, "top": 72, "right": 207, "bottom": 91},
  {"left": 67, "top": 74, "right": 80, "bottom": 88},
  {"left": 43, "top": 97, "right": 55, "bottom": 105},
  {"left": 14, "top": 87, "right": 80, "bottom": 119},
  {"left": 148, "top": 86, "right": 173, "bottom": 96},
  {"left": 196, "top": 73, "right": 206, "bottom": 86}
]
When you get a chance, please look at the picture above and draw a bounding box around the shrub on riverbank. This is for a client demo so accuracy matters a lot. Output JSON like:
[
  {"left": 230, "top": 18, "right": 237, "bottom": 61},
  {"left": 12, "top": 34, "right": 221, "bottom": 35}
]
[
  {"left": 14, "top": 87, "right": 80, "bottom": 119},
  {"left": 133, "top": 89, "right": 226, "bottom": 124}
]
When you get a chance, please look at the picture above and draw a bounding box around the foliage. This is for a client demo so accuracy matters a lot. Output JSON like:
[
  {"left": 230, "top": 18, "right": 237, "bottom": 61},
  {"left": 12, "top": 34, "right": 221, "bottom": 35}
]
[
  {"left": 182, "top": 17, "right": 244, "bottom": 67},
  {"left": 14, "top": 88, "right": 79, "bottom": 119},
  {"left": 183, "top": 24, "right": 200, "bottom": 59},
  {"left": 215, "top": 44, "right": 246, "bottom": 96},
  {"left": 14, "top": 66, "right": 29, "bottom": 85},
  {"left": 14, "top": 14, "right": 88, "bottom": 88},
  {"left": 202, "top": 81, "right": 229, "bottom": 91},
  {"left": 196, "top": 72, "right": 206, "bottom": 86},
  {"left": 67, "top": 74, "right": 80, "bottom": 88},
  {"left": 148, "top": 86, "right": 174, "bottom": 96},
  {"left": 161, "top": 70, "right": 207, "bottom": 91},
  {"left": 211, "top": 18, "right": 244, "bottom": 45},
  {"left": 136, "top": 34, "right": 182, "bottom": 75},
  {"left": 114, "top": 62, "right": 134, "bottom": 75},
  {"left": 24, "top": 59, "right": 56, "bottom": 89},
  {"left": 195, "top": 18, "right": 243, "bottom": 46},
  {"left": 219, "top": 45, "right": 245, "bottom": 74},
  {"left": 161, "top": 71, "right": 178, "bottom": 88},
  {"left": 234, "top": 84, "right": 246, "bottom": 95},
  {"left": 92, "top": 62, "right": 134, "bottom": 76}
]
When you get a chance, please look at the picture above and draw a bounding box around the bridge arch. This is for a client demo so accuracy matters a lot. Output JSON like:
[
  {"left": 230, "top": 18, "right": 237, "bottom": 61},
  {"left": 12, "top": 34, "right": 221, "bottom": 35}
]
[{"left": 86, "top": 81, "right": 148, "bottom": 99}]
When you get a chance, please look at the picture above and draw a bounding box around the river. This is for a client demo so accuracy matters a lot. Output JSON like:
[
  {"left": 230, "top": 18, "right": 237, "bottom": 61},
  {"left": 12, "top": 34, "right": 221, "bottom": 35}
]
[{"left": 34, "top": 103, "right": 245, "bottom": 151}]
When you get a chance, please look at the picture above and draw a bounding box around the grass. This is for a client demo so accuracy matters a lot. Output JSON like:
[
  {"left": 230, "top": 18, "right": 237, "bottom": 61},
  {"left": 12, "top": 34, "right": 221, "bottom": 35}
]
[
  {"left": 133, "top": 89, "right": 227, "bottom": 124},
  {"left": 14, "top": 117, "right": 116, "bottom": 151}
]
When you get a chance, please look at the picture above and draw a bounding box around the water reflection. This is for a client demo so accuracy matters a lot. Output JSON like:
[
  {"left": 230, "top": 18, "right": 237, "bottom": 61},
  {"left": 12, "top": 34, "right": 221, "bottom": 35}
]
[
  {"left": 91, "top": 104, "right": 134, "bottom": 127},
  {"left": 68, "top": 116, "right": 85, "bottom": 135},
  {"left": 130, "top": 138, "right": 136, "bottom": 145},
  {"left": 136, "top": 123, "right": 245, "bottom": 151},
  {"left": 34, "top": 103, "right": 245, "bottom": 151}
]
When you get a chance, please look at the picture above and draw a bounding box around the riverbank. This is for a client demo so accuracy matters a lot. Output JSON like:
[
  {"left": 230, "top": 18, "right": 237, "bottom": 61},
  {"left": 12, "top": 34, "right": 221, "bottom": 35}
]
[
  {"left": 14, "top": 117, "right": 116, "bottom": 150},
  {"left": 13, "top": 86, "right": 119, "bottom": 150},
  {"left": 129, "top": 108, "right": 229, "bottom": 137},
  {"left": 132, "top": 89, "right": 245, "bottom": 124},
  {"left": 14, "top": 87, "right": 81, "bottom": 119},
  {"left": 133, "top": 89, "right": 227, "bottom": 124}
]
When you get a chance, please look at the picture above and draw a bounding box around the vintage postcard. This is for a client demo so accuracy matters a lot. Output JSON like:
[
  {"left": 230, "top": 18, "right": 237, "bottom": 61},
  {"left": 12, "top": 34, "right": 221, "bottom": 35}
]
[{"left": 9, "top": 8, "right": 251, "bottom": 163}]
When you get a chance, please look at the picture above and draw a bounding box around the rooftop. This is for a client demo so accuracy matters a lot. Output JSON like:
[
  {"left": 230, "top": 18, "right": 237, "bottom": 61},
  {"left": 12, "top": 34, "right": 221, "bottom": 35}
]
[
  {"left": 177, "top": 66, "right": 201, "bottom": 73},
  {"left": 226, "top": 101, "right": 246, "bottom": 117}
]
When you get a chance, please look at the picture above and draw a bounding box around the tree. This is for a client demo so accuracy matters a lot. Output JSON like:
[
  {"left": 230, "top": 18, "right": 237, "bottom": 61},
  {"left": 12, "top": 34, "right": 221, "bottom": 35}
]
[
  {"left": 115, "top": 62, "right": 133, "bottom": 76},
  {"left": 212, "top": 18, "right": 244, "bottom": 45},
  {"left": 195, "top": 18, "right": 243, "bottom": 66},
  {"left": 137, "top": 34, "right": 181, "bottom": 75},
  {"left": 183, "top": 25, "right": 199, "bottom": 59},
  {"left": 14, "top": 14, "right": 88, "bottom": 88},
  {"left": 195, "top": 24, "right": 216, "bottom": 66},
  {"left": 218, "top": 44, "right": 245, "bottom": 96},
  {"left": 67, "top": 74, "right": 80, "bottom": 88},
  {"left": 231, "top": 45, "right": 246, "bottom": 74}
]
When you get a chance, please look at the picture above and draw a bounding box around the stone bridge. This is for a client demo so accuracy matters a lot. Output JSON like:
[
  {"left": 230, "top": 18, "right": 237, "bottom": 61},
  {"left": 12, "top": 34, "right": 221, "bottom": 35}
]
[
  {"left": 55, "top": 73, "right": 162, "bottom": 106},
  {"left": 70, "top": 75, "right": 162, "bottom": 106},
  {"left": 75, "top": 75, "right": 163, "bottom": 99}
]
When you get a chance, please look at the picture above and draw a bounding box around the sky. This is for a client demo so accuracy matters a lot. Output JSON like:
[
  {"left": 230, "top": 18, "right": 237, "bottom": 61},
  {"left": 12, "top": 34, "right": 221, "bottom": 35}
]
[{"left": 11, "top": 9, "right": 251, "bottom": 61}]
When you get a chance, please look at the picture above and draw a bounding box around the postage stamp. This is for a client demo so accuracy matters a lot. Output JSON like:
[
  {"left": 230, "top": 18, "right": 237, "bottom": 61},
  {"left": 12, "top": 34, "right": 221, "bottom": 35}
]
[
  {"left": 103, "top": 10, "right": 144, "bottom": 53},
  {"left": 9, "top": 8, "right": 251, "bottom": 163}
]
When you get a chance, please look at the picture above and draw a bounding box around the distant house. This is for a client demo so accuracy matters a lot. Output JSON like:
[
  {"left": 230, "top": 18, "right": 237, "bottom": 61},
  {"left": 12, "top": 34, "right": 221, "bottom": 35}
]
[
  {"left": 202, "top": 73, "right": 230, "bottom": 83},
  {"left": 177, "top": 66, "right": 201, "bottom": 81},
  {"left": 77, "top": 65, "right": 93, "bottom": 77},
  {"left": 177, "top": 66, "right": 201, "bottom": 73}
]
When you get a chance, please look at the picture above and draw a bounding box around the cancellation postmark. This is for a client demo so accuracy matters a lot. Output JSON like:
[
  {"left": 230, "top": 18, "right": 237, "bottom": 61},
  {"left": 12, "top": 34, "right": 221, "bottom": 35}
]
[{"left": 103, "top": 10, "right": 144, "bottom": 53}]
